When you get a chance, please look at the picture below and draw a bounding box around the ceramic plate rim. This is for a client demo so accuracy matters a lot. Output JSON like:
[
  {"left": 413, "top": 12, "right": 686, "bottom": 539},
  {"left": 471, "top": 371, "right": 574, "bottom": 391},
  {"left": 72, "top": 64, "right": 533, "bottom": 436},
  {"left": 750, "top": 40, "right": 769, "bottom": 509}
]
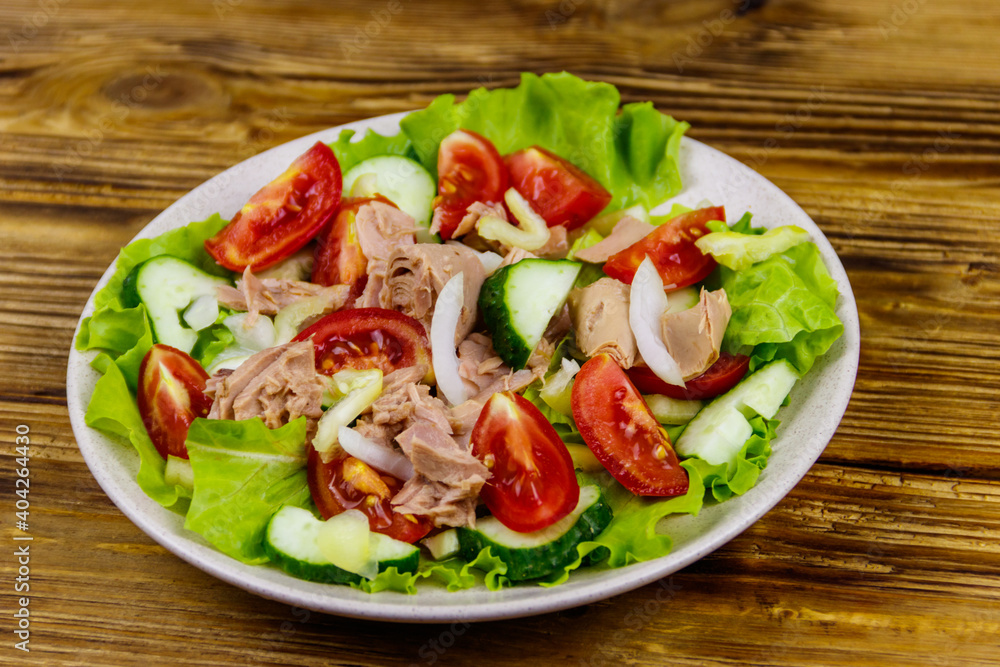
[{"left": 66, "top": 111, "right": 860, "bottom": 623}]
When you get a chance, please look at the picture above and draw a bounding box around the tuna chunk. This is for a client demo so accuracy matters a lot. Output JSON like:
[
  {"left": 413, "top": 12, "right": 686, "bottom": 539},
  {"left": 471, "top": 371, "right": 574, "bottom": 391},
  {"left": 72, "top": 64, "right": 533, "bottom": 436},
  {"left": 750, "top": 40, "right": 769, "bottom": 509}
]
[
  {"left": 431, "top": 200, "right": 507, "bottom": 239},
  {"left": 457, "top": 332, "right": 538, "bottom": 398},
  {"left": 391, "top": 422, "right": 489, "bottom": 528},
  {"left": 662, "top": 287, "right": 732, "bottom": 380},
  {"left": 574, "top": 216, "right": 655, "bottom": 263},
  {"left": 207, "top": 340, "right": 325, "bottom": 430},
  {"left": 355, "top": 201, "right": 417, "bottom": 308},
  {"left": 378, "top": 244, "right": 486, "bottom": 343},
  {"left": 536, "top": 224, "right": 569, "bottom": 259},
  {"left": 498, "top": 246, "right": 537, "bottom": 268},
  {"left": 217, "top": 267, "right": 350, "bottom": 325},
  {"left": 568, "top": 277, "right": 637, "bottom": 368}
]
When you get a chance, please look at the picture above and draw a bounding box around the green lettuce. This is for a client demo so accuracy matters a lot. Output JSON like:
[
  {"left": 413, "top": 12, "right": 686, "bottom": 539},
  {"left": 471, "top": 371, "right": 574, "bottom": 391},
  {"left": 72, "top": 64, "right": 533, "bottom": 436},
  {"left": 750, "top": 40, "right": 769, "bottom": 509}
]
[
  {"left": 698, "top": 225, "right": 810, "bottom": 271},
  {"left": 399, "top": 72, "right": 688, "bottom": 212},
  {"left": 328, "top": 128, "right": 418, "bottom": 173},
  {"left": 75, "top": 214, "right": 233, "bottom": 388},
  {"left": 83, "top": 356, "right": 191, "bottom": 511},
  {"left": 713, "top": 240, "right": 843, "bottom": 375},
  {"left": 184, "top": 418, "right": 313, "bottom": 565}
]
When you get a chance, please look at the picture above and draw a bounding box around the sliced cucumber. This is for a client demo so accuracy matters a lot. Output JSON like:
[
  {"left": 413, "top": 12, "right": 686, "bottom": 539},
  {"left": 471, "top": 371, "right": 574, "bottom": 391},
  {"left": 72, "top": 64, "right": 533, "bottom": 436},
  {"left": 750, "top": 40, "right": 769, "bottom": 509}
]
[
  {"left": 565, "top": 444, "right": 604, "bottom": 473},
  {"left": 423, "top": 529, "right": 461, "bottom": 561},
  {"left": 264, "top": 506, "right": 419, "bottom": 585},
  {"left": 164, "top": 455, "right": 194, "bottom": 491},
  {"left": 457, "top": 485, "right": 612, "bottom": 581},
  {"left": 342, "top": 155, "right": 436, "bottom": 238},
  {"left": 665, "top": 285, "right": 700, "bottom": 315},
  {"left": 644, "top": 394, "right": 703, "bottom": 425},
  {"left": 479, "top": 259, "right": 582, "bottom": 369},
  {"left": 675, "top": 359, "right": 799, "bottom": 467},
  {"left": 122, "top": 256, "right": 232, "bottom": 354}
]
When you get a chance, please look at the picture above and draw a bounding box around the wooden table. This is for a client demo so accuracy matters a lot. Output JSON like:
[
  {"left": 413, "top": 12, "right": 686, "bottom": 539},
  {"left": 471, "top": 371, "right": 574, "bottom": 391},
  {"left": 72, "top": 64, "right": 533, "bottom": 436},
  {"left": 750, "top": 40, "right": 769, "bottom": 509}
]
[{"left": 2, "top": 0, "right": 998, "bottom": 664}]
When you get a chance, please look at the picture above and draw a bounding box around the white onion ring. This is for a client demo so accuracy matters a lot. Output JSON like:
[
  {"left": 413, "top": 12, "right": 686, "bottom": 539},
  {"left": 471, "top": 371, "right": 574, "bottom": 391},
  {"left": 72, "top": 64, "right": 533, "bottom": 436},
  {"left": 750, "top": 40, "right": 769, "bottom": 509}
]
[
  {"left": 430, "top": 272, "right": 469, "bottom": 405},
  {"left": 338, "top": 426, "right": 414, "bottom": 481},
  {"left": 629, "top": 256, "right": 686, "bottom": 387}
]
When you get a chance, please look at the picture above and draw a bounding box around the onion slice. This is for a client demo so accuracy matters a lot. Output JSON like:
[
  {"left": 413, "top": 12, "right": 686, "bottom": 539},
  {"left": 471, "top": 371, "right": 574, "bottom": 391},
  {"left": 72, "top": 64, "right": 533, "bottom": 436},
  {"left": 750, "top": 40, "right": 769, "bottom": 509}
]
[
  {"left": 629, "top": 256, "right": 686, "bottom": 387},
  {"left": 430, "top": 272, "right": 469, "bottom": 405},
  {"left": 338, "top": 426, "right": 414, "bottom": 481}
]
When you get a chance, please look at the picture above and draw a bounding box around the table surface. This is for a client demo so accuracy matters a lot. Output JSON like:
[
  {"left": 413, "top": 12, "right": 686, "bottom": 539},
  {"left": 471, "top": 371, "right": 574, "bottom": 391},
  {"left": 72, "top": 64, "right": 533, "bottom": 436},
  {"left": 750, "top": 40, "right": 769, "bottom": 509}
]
[{"left": 2, "top": 0, "right": 999, "bottom": 665}]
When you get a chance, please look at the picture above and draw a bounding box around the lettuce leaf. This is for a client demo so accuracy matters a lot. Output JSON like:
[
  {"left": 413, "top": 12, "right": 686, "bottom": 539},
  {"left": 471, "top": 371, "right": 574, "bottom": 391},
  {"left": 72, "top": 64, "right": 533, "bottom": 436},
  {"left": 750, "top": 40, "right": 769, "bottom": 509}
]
[
  {"left": 75, "top": 214, "right": 233, "bottom": 388},
  {"left": 328, "top": 128, "right": 418, "bottom": 174},
  {"left": 83, "top": 356, "right": 191, "bottom": 511},
  {"left": 714, "top": 241, "right": 843, "bottom": 375},
  {"left": 400, "top": 72, "right": 688, "bottom": 212},
  {"left": 184, "top": 418, "right": 313, "bottom": 565}
]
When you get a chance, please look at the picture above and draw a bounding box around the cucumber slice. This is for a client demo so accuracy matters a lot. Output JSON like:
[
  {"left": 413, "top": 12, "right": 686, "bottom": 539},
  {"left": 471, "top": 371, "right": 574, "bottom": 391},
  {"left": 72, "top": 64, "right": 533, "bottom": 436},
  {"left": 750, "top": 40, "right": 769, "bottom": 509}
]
[
  {"left": 264, "top": 506, "right": 419, "bottom": 585},
  {"left": 479, "top": 258, "right": 582, "bottom": 369},
  {"left": 342, "top": 155, "right": 436, "bottom": 238},
  {"left": 123, "top": 256, "right": 232, "bottom": 354},
  {"left": 675, "top": 359, "right": 799, "bottom": 467},
  {"left": 457, "top": 485, "right": 612, "bottom": 581},
  {"left": 644, "top": 394, "right": 703, "bottom": 425},
  {"left": 423, "top": 529, "right": 460, "bottom": 561},
  {"left": 164, "top": 455, "right": 194, "bottom": 491},
  {"left": 665, "top": 285, "right": 700, "bottom": 314}
]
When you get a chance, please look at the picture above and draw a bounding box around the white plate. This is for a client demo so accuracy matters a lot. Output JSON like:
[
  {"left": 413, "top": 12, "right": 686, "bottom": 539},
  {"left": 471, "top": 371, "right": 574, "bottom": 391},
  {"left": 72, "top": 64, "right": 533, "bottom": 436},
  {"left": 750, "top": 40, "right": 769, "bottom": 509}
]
[{"left": 67, "top": 111, "right": 860, "bottom": 623}]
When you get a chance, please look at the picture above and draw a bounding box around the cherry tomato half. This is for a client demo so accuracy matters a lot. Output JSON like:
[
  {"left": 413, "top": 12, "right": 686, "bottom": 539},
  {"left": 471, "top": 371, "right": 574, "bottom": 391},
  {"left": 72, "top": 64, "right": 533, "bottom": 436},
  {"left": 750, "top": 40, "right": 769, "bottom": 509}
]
[
  {"left": 603, "top": 206, "right": 724, "bottom": 289},
  {"left": 471, "top": 392, "right": 580, "bottom": 533},
  {"left": 432, "top": 129, "right": 507, "bottom": 240},
  {"left": 137, "top": 344, "right": 213, "bottom": 460},
  {"left": 311, "top": 195, "right": 397, "bottom": 296},
  {"left": 505, "top": 146, "right": 611, "bottom": 230},
  {"left": 307, "top": 448, "right": 433, "bottom": 543},
  {"left": 205, "top": 142, "right": 343, "bottom": 272},
  {"left": 627, "top": 352, "right": 751, "bottom": 401},
  {"left": 292, "top": 307, "right": 433, "bottom": 380},
  {"left": 572, "top": 354, "right": 688, "bottom": 497}
]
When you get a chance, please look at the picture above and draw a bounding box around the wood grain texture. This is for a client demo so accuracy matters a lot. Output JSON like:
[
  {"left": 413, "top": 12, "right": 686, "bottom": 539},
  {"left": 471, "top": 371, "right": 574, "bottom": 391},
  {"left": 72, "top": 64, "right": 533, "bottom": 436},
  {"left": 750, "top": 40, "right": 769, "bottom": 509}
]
[{"left": 1, "top": 0, "right": 999, "bottom": 664}]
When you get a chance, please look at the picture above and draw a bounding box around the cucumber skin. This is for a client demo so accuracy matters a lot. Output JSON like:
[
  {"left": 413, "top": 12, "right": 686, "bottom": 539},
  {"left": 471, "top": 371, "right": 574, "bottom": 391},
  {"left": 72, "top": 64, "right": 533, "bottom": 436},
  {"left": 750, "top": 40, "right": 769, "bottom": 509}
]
[
  {"left": 121, "top": 262, "right": 144, "bottom": 309},
  {"left": 455, "top": 489, "right": 613, "bottom": 581},
  {"left": 264, "top": 534, "right": 419, "bottom": 586},
  {"left": 478, "top": 259, "right": 582, "bottom": 370},
  {"left": 478, "top": 265, "right": 532, "bottom": 369}
]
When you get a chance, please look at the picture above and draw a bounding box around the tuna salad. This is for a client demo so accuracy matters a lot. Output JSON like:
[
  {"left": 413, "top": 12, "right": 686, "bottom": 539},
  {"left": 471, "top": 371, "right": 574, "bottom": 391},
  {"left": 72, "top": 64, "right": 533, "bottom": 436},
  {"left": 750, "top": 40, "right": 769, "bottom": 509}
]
[{"left": 77, "top": 73, "right": 844, "bottom": 593}]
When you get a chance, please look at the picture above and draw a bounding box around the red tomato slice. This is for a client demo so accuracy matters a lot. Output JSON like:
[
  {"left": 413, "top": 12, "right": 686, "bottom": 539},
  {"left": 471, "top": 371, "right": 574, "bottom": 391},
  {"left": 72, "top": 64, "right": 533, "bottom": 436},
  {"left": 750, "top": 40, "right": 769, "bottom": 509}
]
[
  {"left": 311, "top": 195, "right": 397, "bottom": 296},
  {"left": 627, "top": 353, "right": 751, "bottom": 400},
  {"left": 137, "top": 344, "right": 213, "bottom": 460},
  {"left": 572, "top": 354, "right": 688, "bottom": 497},
  {"left": 433, "top": 129, "right": 507, "bottom": 240},
  {"left": 471, "top": 392, "right": 580, "bottom": 533},
  {"left": 603, "top": 206, "right": 724, "bottom": 289},
  {"left": 205, "top": 141, "right": 343, "bottom": 272},
  {"left": 307, "top": 448, "right": 433, "bottom": 543},
  {"left": 292, "top": 307, "right": 433, "bottom": 380},
  {"left": 505, "top": 146, "right": 611, "bottom": 230}
]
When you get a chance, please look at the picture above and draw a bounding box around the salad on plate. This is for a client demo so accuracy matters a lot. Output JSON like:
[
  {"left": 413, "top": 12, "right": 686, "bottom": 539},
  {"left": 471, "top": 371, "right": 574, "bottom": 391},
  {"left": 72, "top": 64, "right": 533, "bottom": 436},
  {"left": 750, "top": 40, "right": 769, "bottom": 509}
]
[{"left": 75, "top": 72, "right": 844, "bottom": 594}]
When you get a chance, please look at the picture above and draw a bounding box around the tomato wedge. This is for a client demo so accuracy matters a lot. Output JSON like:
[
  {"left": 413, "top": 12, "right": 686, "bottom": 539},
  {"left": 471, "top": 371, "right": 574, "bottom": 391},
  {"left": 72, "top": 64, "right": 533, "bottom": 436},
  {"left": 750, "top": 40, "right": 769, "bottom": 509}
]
[
  {"left": 311, "top": 195, "right": 397, "bottom": 296},
  {"left": 432, "top": 129, "right": 507, "bottom": 240},
  {"left": 307, "top": 448, "right": 433, "bottom": 543},
  {"left": 471, "top": 392, "right": 580, "bottom": 533},
  {"left": 628, "top": 352, "right": 751, "bottom": 400},
  {"left": 205, "top": 141, "right": 343, "bottom": 272},
  {"left": 603, "top": 206, "right": 723, "bottom": 289},
  {"left": 505, "top": 146, "right": 611, "bottom": 230},
  {"left": 572, "top": 354, "right": 688, "bottom": 497},
  {"left": 292, "top": 307, "right": 433, "bottom": 380},
  {"left": 137, "top": 344, "right": 213, "bottom": 460}
]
